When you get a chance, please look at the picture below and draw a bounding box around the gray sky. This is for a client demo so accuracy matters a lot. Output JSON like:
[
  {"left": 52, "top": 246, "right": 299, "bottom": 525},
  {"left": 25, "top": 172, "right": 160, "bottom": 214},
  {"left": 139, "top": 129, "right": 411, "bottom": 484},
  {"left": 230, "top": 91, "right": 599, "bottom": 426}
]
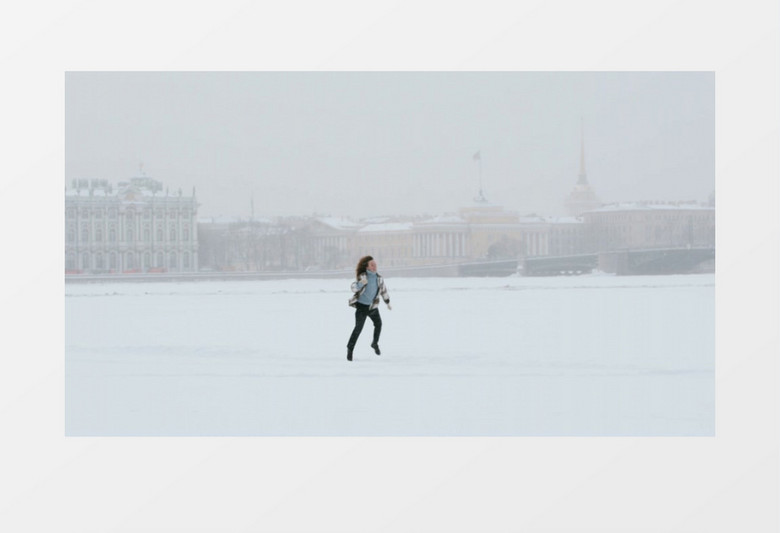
[{"left": 65, "top": 71, "right": 714, "bottom": 219}]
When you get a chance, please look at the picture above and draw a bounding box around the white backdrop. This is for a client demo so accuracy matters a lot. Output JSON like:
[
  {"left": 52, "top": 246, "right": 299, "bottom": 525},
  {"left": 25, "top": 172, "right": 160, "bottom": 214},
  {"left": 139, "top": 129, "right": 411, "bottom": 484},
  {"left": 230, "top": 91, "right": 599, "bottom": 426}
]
[{"left": 3, "top": 0, "right": 779, "bottom": 531}]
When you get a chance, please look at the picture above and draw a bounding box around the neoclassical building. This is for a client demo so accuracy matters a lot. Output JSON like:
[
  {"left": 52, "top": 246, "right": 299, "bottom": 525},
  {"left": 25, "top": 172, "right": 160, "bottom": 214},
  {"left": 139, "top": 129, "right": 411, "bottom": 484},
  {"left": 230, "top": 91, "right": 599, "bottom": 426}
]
[
  {"left": 65, "top": 177, "right": 199, "bottom": 274},
  {"left": 581, "top": 201, "right": 715, "bottom": 252},
  {"left": 259, "top": 202, "right": 585, "bottom": 272}
]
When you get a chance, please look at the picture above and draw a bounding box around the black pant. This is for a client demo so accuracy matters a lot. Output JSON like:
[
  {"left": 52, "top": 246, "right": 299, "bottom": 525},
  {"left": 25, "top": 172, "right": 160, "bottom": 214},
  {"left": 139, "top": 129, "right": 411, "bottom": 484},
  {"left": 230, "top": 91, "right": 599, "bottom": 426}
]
[{"left": 347, "top": 303, "right": 382, "bottom": 349}]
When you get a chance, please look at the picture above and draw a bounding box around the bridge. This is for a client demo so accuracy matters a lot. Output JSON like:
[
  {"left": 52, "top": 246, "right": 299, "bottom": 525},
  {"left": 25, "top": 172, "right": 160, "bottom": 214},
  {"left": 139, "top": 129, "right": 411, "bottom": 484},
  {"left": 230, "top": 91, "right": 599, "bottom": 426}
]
[
  {"left": 522, "top": 254, "right": 599, "bottom": 276},
  {"left": 64, "top": 251, "right": 714, "bottom": 284},
  {"left": 523, "top": 247, "right": 715, "bottom": 276}
]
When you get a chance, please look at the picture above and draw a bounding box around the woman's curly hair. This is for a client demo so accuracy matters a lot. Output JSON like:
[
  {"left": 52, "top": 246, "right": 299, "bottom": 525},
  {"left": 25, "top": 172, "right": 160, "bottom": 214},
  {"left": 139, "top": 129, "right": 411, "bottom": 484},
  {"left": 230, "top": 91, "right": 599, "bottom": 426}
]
[{"left": 355, "top": 255, "right": 374, "bottom": 280}]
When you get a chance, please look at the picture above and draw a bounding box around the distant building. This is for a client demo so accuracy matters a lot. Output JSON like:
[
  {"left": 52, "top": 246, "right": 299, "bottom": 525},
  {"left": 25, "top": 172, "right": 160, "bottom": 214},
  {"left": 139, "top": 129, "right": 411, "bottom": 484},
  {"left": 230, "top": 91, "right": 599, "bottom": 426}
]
[
  {"left": 582, "top": 201, "right": 715, "bottom": 251},
  {"left": 307, "top": 217, "right": 364, "bottom": 270},
  {"left": 356, "top": 220, "right": 416, "bottom": 268},
  {"left": 197, "top": 216, "right": 247, "bottom": 272},
  {"left": 194, "top": 197, "right": 714, "bottom": 273},
  {"left": 65, "top": 176, "right": 199, "bottom": 274},
  {"left": 547, "top": 216, "right": 586, "bottom": 256},
  {"left": 198, "top": 215, "right": 315, "bottom": 271},
  {"left": 209, "top": 202, "right": 587, "bottom": 271}
]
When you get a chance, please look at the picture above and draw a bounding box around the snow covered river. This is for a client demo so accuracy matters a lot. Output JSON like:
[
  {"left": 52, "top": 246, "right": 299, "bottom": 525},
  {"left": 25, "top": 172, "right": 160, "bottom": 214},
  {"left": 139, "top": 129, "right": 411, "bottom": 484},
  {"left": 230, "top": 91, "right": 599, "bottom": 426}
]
[{"left": 65, "top": 273, "right": 714, "bottom": 436}]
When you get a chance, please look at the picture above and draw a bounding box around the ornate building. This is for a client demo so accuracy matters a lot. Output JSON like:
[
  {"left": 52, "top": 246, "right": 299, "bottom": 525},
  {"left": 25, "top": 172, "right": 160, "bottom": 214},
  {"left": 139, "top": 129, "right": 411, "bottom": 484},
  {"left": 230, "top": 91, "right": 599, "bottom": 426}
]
[{"left": 65, "top": 176, "right": 199, "bottom": 274}]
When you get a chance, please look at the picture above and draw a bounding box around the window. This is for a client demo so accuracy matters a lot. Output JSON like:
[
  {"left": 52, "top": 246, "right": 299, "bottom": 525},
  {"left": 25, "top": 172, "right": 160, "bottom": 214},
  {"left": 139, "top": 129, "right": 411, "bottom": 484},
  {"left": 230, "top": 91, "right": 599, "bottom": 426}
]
[
  {"left": 157, "top": 227, "right": 163, "bottom": 241},
  {"left": 81, "top": 252, "right": 90, "bottom": 270},
  {"left": 109, "top": 227, "right": 116, "bottom": 242},
  {"left": 170, "top": 227, "right": 176, "bottom": 241},
  {"left": 126, "top": 228, "right": 133, "bottom": 242},
  {"left": 183, "top": 252, "right": 190, "bottom": 269},
  {"left": 109, "top": 252, "right": 117, "bottom": 269},
  {"left": 183, "top": 226, "right": 189, "bottom": 241},
  {"left": 156, "top": 252, "right": 164, "bottom": 267},
  {"left": 81, "top": 227, "right": 89, "bottom": 242},
  {"left": 96, "top": 253, "right": 104, "bottom": 269},
  {"left": 169, "top": 252, "right": 177, "bottom": 269},
  {"left": 96, "top": 228, "right": 103, "bottom": 242}
]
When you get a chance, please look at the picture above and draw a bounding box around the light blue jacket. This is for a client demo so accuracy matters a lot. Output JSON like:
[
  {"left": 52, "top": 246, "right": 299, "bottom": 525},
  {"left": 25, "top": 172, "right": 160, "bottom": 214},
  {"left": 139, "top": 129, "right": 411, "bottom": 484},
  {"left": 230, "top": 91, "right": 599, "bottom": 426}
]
[{"left": 348, "top": 272, "right": 390, "bottom": 310}]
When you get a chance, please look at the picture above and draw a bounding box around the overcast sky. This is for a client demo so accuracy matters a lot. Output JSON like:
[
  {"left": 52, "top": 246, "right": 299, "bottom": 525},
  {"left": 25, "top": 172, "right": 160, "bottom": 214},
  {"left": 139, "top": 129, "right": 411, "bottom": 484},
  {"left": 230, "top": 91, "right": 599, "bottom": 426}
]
[{"left": 65, "top": 71, "right": 714, "bottom": 219}]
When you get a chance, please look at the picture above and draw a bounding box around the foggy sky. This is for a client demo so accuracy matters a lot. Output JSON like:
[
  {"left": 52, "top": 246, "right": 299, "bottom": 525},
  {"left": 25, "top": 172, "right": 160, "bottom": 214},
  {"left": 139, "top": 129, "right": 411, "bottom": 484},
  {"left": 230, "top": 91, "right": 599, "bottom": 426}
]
[{"left": 65, "top": 71, "right": 714, "bottom": 219}]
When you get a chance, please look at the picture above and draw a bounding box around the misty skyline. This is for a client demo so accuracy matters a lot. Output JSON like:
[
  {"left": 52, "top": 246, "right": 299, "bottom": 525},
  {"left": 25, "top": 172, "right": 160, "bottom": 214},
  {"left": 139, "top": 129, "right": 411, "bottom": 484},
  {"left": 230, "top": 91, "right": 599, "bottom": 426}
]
[{"left": 65, "top": 71, "right": 714, "bottom": 219}]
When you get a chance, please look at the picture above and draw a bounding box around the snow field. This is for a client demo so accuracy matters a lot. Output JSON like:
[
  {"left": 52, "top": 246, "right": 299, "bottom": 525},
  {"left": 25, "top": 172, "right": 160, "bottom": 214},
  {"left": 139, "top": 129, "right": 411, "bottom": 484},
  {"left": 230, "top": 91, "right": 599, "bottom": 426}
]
[{"left": 65, "top": 274, "right": 714, "bottom": 435}]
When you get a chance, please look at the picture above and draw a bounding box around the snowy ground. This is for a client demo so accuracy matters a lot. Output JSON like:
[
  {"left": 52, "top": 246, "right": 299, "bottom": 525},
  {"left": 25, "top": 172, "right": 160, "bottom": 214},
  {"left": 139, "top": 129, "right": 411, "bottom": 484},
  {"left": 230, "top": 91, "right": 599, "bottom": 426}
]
[{"left": 65, "top": 273, "right": 715, "bottom": 436}]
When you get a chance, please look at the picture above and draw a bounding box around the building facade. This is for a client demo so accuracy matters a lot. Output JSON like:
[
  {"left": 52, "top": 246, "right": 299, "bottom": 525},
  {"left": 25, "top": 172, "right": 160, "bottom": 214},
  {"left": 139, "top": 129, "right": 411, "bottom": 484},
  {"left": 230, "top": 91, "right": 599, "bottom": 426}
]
[
  {"left": 196, "top": 202, "right": 593, "bottom": 272},
  {"left": 582, "top": 202, "right": 716, "bottom": 252},
  {"left": 194, "top": 199, "right": 715, "bottom": 273},
  {"left": 65, "top": 177, "right": 199, "bottom": 274}
]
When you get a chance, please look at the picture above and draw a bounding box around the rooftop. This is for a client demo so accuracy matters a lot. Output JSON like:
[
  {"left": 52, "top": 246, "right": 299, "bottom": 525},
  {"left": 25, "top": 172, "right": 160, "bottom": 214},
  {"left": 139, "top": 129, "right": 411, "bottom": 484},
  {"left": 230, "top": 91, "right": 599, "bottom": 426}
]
[{"left": 589, "top": 201, "right": 714, "bottom": 213}]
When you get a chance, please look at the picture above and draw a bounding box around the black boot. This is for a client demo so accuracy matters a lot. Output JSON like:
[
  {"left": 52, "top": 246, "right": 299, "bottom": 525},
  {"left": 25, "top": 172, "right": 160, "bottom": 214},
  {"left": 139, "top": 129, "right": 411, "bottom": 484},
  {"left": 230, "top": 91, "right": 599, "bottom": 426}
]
[
  {"left": 371, "top": 342, "right": 381, "bottom": 355},
  {"left": 347, "top": 347, "right": 353, "bottom": 361}
]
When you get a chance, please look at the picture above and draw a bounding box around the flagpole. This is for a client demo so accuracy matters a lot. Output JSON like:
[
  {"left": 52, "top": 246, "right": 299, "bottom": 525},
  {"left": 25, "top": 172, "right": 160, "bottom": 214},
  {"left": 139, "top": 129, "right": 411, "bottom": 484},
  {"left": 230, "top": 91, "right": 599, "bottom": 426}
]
[{"left": 478, "top": 154, "right": 483, "bottom": 200}]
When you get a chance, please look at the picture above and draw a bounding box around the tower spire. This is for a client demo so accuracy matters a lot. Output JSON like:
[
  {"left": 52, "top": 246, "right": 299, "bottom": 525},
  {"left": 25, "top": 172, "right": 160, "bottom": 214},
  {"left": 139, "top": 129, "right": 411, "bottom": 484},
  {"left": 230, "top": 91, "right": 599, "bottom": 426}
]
[{"left": 565, "top": 119, "right": 601, "bottom": 216}]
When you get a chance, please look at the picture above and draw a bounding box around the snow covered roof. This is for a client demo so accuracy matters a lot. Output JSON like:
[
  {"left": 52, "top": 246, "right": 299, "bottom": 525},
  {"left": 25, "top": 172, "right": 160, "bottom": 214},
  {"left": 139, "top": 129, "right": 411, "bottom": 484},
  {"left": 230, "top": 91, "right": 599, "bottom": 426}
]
[
  {"left": 65, "top": 187, "right": 187, "bottom": 199},
  {"left": 418, "top": 214, "right": 466, "bottom": 225},
  {"left": 197, "top": 216, "right": 273, "bottom": 225},
  {"left": 362, "top": 216, "right": 391, "bottom": 224},
  {"left": 516, "top": 215, "right": 548, "bottom": 223},
  {"left": 544, "top": 216, "right": 583, "bottom": 224},
  {"left": 358, "top": 222, "right": 414, "bottom": 233},
  {"left": 315, "top": 217, "right": 362, "bottom": 230},
  {"left": 589, "top": 202, "right": 714, "bottom": 213}
]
